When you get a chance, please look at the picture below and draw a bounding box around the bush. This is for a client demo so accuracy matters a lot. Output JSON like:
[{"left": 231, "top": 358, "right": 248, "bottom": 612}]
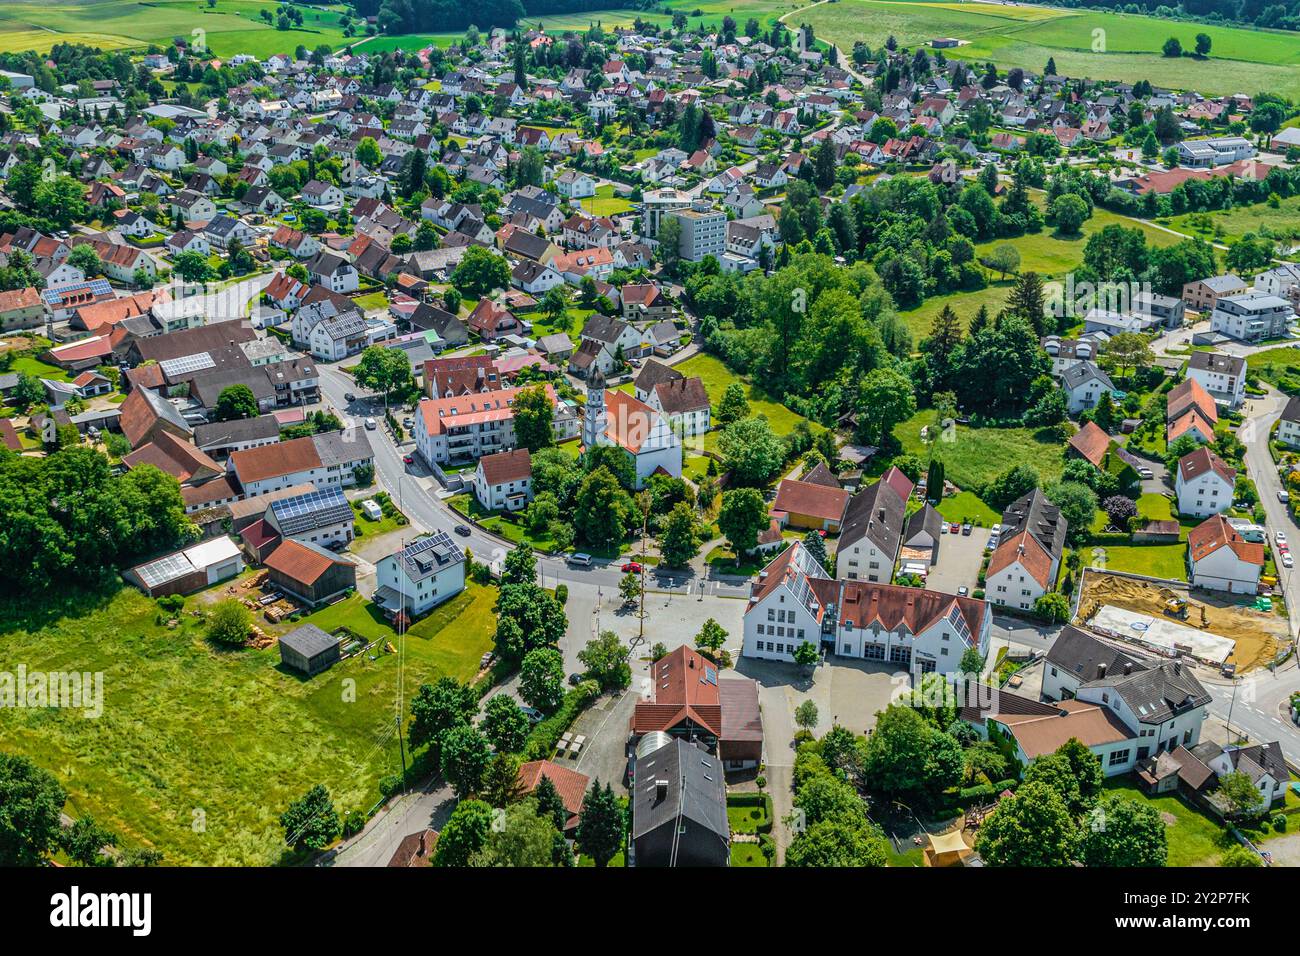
[
  {"left": 522, "top": 682, "right": 598, "bottom": 760},
  {"left": 157, "top": 594, "right": 185, "bottom": 614},
  {"left": 342, "top": 810, "right": 366, "bottom": 838},
  {"left": 555, "top": 583, "right": 568, "bottom": 605},
  {"left": 207, "top": 599, "right": 251, "bottom": 646},
  {"left": 1273, "top": 813, "right": 1288, "bottom": 833}
]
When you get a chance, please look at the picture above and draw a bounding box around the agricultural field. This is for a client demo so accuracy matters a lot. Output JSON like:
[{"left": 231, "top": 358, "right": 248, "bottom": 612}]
[
  {"left": 0, "top": 581, "right": 497, "bottom": 865},
  {"left": 803, "top": 0, "right": 1300, "bottom": 99},
  {"left": 0, "top": 0, "right": 352, "bottom": 57}
]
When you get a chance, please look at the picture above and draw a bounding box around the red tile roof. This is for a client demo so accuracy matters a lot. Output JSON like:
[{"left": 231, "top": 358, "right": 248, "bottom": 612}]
[
  {"left": 1188, "top": 514, "right": 1264, "bottom": 567},
  {"left": 517, "top": 760, "right": 589, "bottom": 829},
  {"left": 1068, "top": 421, "right": 1110, "bottom": 468},
  {"left": 772, "top": 477, "right": 849, "bottom": 523}
]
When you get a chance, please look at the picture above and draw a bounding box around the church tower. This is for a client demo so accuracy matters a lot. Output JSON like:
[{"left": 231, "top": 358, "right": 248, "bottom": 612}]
[{"left": 583, "top": 368, "right": 607, "bottom": 450}]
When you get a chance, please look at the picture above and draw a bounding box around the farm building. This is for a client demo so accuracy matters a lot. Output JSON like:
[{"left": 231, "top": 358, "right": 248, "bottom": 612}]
[
  {"left": 277, "top": 623, "right": 341, "bottom": 676},
  {"left": 124, "top": 536, "right": 244, "bottom": 597},
  {"left": 263, "top": 539, "right": 357, "bottom": 607}
]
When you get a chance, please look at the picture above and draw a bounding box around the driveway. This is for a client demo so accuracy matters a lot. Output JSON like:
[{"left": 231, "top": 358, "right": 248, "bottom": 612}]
[{"left": 925, "top": 526, "right": 989, "bottom": 595}]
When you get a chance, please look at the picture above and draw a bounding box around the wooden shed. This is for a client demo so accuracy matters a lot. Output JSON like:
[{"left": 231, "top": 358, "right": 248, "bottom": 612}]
[
  {"left": 277, "top": 623, "right": 341, "bottom": 676},
  {"left": 264, "top": 539, "right": 357, "bottom": 607}
]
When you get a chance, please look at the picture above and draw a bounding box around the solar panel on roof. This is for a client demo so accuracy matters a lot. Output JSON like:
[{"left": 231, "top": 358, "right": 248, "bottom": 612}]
[
  {"left": 136, "top": 552, "right": 194, "bottom": 588},
  {"left": 270, "top": 486, "right": 353, "bottom": 536},
  {"left": 159, "top": 352, "right": 216, "bottom": 377},
  {"left": 42, "top": 278, "right": 112, "bottom": 305}
]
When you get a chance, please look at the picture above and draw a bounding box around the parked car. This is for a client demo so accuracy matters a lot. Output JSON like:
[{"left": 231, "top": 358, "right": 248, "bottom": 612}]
[
  {"left": 568, "top": 552, "right": 593, "bottom": 566},
  {"left": 520, "top": 705, "right": 543, "bottom": 724},
  {"left": 621, "top": 561, "right": 642, "bottom": 573},
  {"left": 1137, "top": 467, "right": 1153, "bottom": 479},
  {"left": 364, "top": 417, "right": 376, "bottom": 430},
  {"left": 961, "top": 523, "right": 973, "bottom": 536},
  {"left": 453, "top": 524, "right": 472, "bottom": 537},
  {"left": 1280, "top": 490, "right": 1291, "bottom": 503},
  {"left": 949, "top": 522, "right": 961, "bottom": 534},
  {"left": 344, "top": 392, "right": 356, "bottom": 402},
  {"left": 957, "top": 586, "right": 969, "bottom": 596},
  {"left": 1284, "top": 553, "right": 1294, "bottom": 569},
  {"left": 403, "top": 417, "right": 413, "bottom": 429},
  {"left": 1277, "top": 531, "right": 1289, "bottom": 545},
  {"left": 568, "top": 673, "right": 585, "bottom": 686},
  {"left": 403, "top": 454, "right": 414, "bottom": 465}
]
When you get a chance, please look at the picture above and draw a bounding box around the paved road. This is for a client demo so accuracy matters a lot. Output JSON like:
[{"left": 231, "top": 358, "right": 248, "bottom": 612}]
[{"left": 1241, "top": 386, "right": 1300, "bottom": 640}]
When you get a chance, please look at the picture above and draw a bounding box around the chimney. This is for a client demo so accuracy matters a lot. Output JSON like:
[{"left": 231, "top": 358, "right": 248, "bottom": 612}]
[
  {"left": 1097, "top": 662, "right": 1107, "bottom": 678},
  {"left": 1123, "top": 661, "right": 1132, "bottom": 675},
  {"left": 654, "top": 779, "right": 668, "bottom": 802},
  {"left": 1174, "top": 661, "right": 1182, "bottom": 676}
]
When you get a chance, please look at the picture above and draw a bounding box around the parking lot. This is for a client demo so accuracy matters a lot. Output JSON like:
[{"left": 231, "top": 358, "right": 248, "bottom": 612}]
[{"left": 923, "top": 524, "right": 991, "bottom": 595}]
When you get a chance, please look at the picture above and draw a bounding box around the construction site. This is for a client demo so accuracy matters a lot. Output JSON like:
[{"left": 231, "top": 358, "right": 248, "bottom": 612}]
[{"left": 1075, "top": 570, "right": 1290, "bottom": 673}]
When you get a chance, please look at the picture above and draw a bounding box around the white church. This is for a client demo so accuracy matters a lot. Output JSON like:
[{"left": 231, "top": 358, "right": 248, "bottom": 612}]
[{"left": 582, "top": 369, "right": 682, "bottom": 488}]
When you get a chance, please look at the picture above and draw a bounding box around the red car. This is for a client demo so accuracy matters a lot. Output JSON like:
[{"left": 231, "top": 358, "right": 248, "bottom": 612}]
[
  {"left": 621, "top": 562, "right": 643, "bottom": 573},
  {"left": 403, "top": 455, "right": 414, "bottom": 465}
]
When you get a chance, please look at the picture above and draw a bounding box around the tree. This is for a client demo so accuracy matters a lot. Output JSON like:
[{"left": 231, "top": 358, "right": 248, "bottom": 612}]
[
  {"left": 1078, "top": 794, "right": 1168, "bottom": 867},
  {"left": 61, "top": 815, "right": 117, "bottom": 867},
  {"left": 1102, "top": 495, "right": 1137, "bottom": 529},
  {"left": 979, "top": 781, "right": 1076, "bottom": 866},
  {"left": 794, "top": 699, "right": 819, "bottom": 732},
  {"left": 1103, "top": 332, "right": 1153, "bottom": 381},
  {"left": 1048, "top": 480, "right": 1098, "bottom": 547},
  {"left": 207, "top": 598, "right": 250, "bottom": 646},
  {"left": 434, "top": 799, "right": 493, "bottom": 866},
  {"left": 855, "top": 367, "right": 916, "bottom": 446},
  {"left": 1050, "top": 193, "right": 1090, "bottom": 235},
  {"left": 473, "top": 798, "right": 561, "bottom": 866},
  {"left": 439, "top": 723, "right": 491, "bottom": 798},
  {"left": 214, "top": 383, "right": 258, "bottom": 422},
  {"left": 1194, "top": 33, "right": 1211, "bottom": 57},
  {"left": 171, "top": 250, "right": 213, "bottom": 284},
  {"left": 1162, "top": 37, "right": 1183, "bottom": 58},
  {"left": 657, "top": 501, "right": 702, "bottom": 568},
  {"left": 532, "top": 775, "right": 568, "bottom": 831},
  {"left": 574, "top": 466, "right": 632, "bottom": 548},
  {"left": 657, "top": 215, "right": 682, "bottom": 274},
  {"left": 718, "top": 487, "right": 769, "bottom": 555},
  {"left": 355, "top": 136, "right": 381, "bottom": 168},
  {"left": 984, "top": 464, "right": 1040, "bottom": 511},
  {"left": 512, "top": 384, "right": 555, "bottom": 452},
  {"left": 719, "top": 417, "right": 786, "bottom": 486},
  {"left": 792, "top": 639, "right": 820, "bottom": 670},
  {"left": 802, "top": 529, "right": 828, "bottom": 568},
  {"left": 786, "top": 818, "right": 888, "bottom": 866},
  {"left": 618, "top": 572, "right": 641, "bottom": 605},
  {"left": 408, "top": 677, "right": 478, "bottom": 751},
  {"left": 1218, "top": 770, "right": 1266, "bottom": 818},
  {"left": 575, "top": 781, "right": 624, "bottom": 867},
  {"left": 694, "top": 618, "right": 728, "bottom": 657},
  {"left": 501, "top": 543, "right": 537, "bottom": 588},
  {"left": 1034, "top": 592, "right": 1071, "bottom": 624},
  {"left": 452, "top": 246, "right": 510, "bottom": 298},
  {"left": 862, "top": 705, "right": 962, "bottom": 797},
  {"left": 716, "top": 382, "right": 750, "bottom": 425},
  {"left": 280, "top": 784, "right": 340, "bottom": 851},
  {"left": 0, "top": 753, "right": 66, "bottom": 866},
  {"left": 520, "top": 646, "right": 565, "bottom": 714},
  {"left": 68, "top": 244, "right": 102, "bottom": 278},
  {"left": 1219, "top": 844, "right": 1263, "bottom": 867},
  {"left": 578, "top": 630, "right": 631, "bottom": 691},
  {"left": 481, "top": 693, "right": 529, "bottom": 753},
  {"left": 353, "top": 345, "right": 412, "bottom": 409},
  {"left": 985, "top": 243, "right": 1021, "bottom": 280}
]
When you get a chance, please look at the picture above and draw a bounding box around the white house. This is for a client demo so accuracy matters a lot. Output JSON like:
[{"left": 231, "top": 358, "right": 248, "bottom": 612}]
[
  {"left": 1059, "top": 360, "right": 1114, "bottom": 415},
  {"left": 1186, "top": 351, "right": 1247, "bottom": 409},
  {"left": 1175, "top": 446, "right": 1235, "bottom": 519},
  {"left": 472, "top": 448, "right": 532, "bottom": 512},
  {"left": 1188, "top": 514, "right": 1264, "bottom": 594},
  {"left": 414, "top": 383, "right": 563, "bottom": 466},
  {"left": 1210, "top": 292, "right": 1291, "bottom": 343},
  {"left": 644, "top": 376, "right": 710, "bottom": 438},
  {"left": 228, "top": 429, "right": 373, "bottom": 496},
  {"left": 582, "top": 375, "right": 681, "bottom": 489},
  {"left": 306, "top": 251, "right": 359, "bottom": 294},
  {"left": 1278, "top": 394, "right": 1300, "bottom": 449},
  {"left": 373, "top": 531, "right": 466, "bottom": 620}
]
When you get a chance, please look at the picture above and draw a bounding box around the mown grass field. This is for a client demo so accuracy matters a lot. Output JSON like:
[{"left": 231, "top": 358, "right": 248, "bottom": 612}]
[
  {"left": 892, "top": 407, "right": 1065, "bottom": 491},
  {"left": 0, "top": 580, "right": 497, "bottom": 865},
  {"left": 673, "top": 351, "right": 822, "bottom": 452},
  {"left": 0, "top": 0, "right": 351, "bottom": 57},
  {"left": 900, "top": 202, "right": 1184, "bottom": 340},
  {"left": 1102, "top": 779, "right": 1233, "bottom": 866},
  {"left": 805, "top": 0, "right": 1300, "bottom": 98}
]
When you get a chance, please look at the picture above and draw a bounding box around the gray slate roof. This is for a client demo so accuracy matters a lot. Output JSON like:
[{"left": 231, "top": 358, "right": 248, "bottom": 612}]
[{"left": 631, "top": 737, "right": 729, "bottom": 842}]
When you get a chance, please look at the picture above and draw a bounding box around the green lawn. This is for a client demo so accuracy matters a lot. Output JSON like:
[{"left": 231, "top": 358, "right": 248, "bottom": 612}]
[
  {"left": 350, "top": 499, "right": 409, "bottom": 539},
  {"left": 352, "top": 290, "right": 389, "bottom": 312},
  {"left": 706, "top": 544, "right": 779, "bottom": 577},
  {"left": 0, "top": 580, "right": 497, "bottom": 865},
  {"left": 10, "top": 354, "right": 70, "bottom": 382},
  {"left": 674, "top": 352, "right": 821, "bottom": 452},
  {"left": 935, "top": 490, "right": 1000, "bottom": 527},
  {"left": 583, "top": 184, "right": 634, "bottom": 217},
  {"left": 1102, "top": 779, "right": 1234, "bottom": 866},
  {"left": 1247, "top": 347, "right": 1300, "bottom": 388},
  {"left": 730, "top": 841, "right": 769, "bottom": 866},
  {"left": 1137, "top": 493, "right": 1175, "bottom": 522},
  {"left": 1166, "top": 193, "right": 1300, "bottom": 245},
  {"left": 1090, "top": 543, "right": 1188, "bottom": 581},
  {"left": 448, "top": 493, "right": 559, "bottom": 551},
  {"left": 726, "top": 793, "right": 773, "bottom": 835},
  {"left": 894, "top": 409, "right": 1065, "bottom": 492}
]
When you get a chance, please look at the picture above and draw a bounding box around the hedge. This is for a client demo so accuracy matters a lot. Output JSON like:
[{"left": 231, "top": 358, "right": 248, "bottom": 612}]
[{"left": 522, "top": 682, "right": 599, "bottom": 760}]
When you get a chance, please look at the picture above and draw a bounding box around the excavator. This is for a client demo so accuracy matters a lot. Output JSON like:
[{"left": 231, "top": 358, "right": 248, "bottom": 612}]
[{"left": 1163, "top": 597, "right": 1208, "bottom": 626}]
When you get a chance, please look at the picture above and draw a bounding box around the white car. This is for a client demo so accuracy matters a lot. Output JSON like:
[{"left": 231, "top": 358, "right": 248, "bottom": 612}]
[
  {"left": 364, "top": 417, "right": 377, "bottom": 430},
  {"left": 1284, "top": 553, "right": 1295, "bottom": 569},
  {"left": 1280, "top": 490, "right": 1291, "bottom": 504},
  {"left": 1278, "top": 532, "right": 1289, "bottom": 546},
  {"left": 1137, "top": 467, "right": 1153, "bottom": 479}
]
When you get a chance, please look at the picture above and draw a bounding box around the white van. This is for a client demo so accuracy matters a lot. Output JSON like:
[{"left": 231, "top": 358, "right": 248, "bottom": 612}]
[{"left": 568, "top": 552, "right": 592, "bottom": 566}]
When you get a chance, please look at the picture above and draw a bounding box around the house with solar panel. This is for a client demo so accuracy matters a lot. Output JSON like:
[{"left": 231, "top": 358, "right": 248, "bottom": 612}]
[
  {"left": 125, "top": 536, "right": 245, "bottom": 598},
  {"left": 373, "top": 531, "right": 466, "bottom": 620},
  {"left": 264, "top": 485, "right": 356, "bottom": 550}
]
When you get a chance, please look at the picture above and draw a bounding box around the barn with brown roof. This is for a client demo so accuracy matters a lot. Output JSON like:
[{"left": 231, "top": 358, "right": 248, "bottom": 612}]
[{"left": 264, "top": 539, "right": 358, "bottom": 607}]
